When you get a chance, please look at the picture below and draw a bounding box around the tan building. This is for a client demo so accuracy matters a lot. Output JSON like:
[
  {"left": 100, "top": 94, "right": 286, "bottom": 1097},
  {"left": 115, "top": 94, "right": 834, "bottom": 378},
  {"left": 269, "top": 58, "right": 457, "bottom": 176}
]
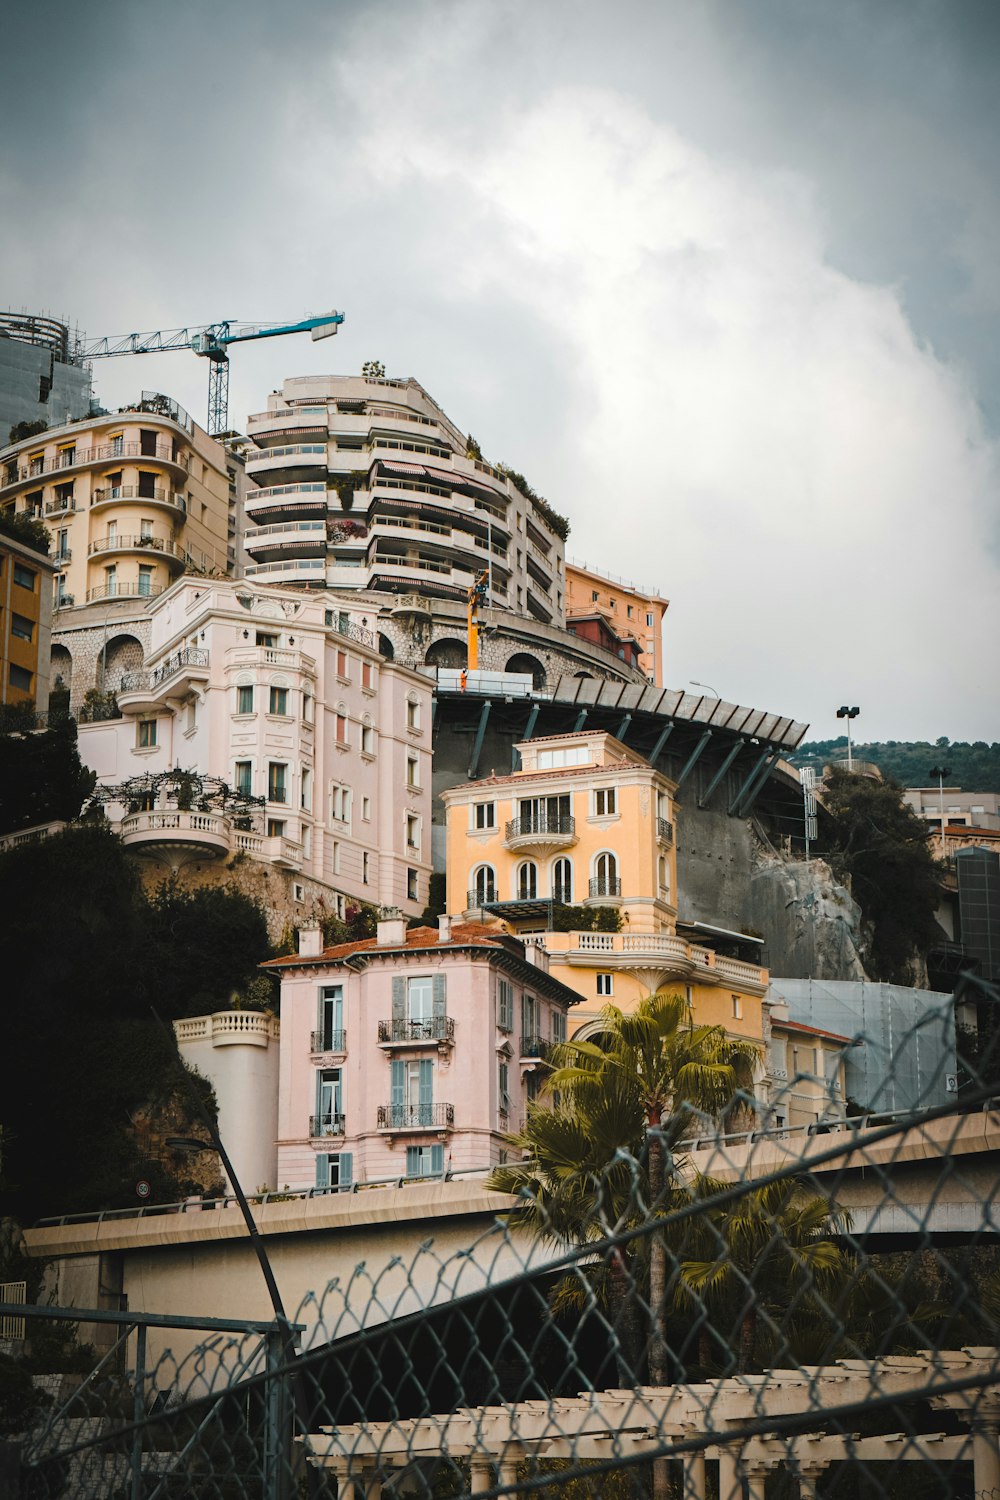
[
  {"left": 0, "top": 394, "right": 232, "bottom": 617},
  {"left": 441, "top": 730, "right": 769, "bottom": 1048},
  {"left": 565, "top": 560, "right": 668, "bottom": 685},
  {"left": 0, "top": 522, "right": 55, "bottom": 710}
]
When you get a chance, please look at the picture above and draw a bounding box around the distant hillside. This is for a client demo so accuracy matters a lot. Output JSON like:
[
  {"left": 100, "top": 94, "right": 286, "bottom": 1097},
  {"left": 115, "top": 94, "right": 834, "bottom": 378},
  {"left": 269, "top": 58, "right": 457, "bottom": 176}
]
[{"left": 792, "top": 737, "right": 1000, "bottom": 792}]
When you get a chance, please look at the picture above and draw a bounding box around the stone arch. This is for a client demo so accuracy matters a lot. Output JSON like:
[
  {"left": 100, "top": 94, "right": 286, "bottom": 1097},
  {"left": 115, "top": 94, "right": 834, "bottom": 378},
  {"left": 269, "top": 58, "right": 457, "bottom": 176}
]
[
  {"left": 574, "top": 670, "right": 595, "bottom": 680},
  {"left": 425, "top": 637, "right": 468, "bottom": 670},
  {"left": 378, "top": 633, "right": 395, "bottom": 660},
  {"left": 505, "top": 652, "right": 546, "bottom": 690},
  {"left": 50, "top": 643, "right": 73, "bottom": 693},
  {"left": 99, "top": 633, "right": 144, "bottom": 692}
]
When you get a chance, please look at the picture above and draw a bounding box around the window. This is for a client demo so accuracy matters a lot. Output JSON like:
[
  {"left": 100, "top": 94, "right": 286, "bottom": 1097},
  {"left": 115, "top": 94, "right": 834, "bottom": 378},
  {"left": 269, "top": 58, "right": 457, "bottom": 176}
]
[
  {"left": 552, "top": 857, "right": 573, "bottom": 904},
  {"left": 315, "top": 1068, "right": 343, "bottom": 1135},
  {"left": 647, "top": 612, "right": 655, "bottom": 628},
  {"left": 361, "top": 719, "right": 374, "bottom": 755},
  {"left": 407, "top": 697, "right": 421, "bottom": 731},
  {"left": 315, "top": 1151, "right": 352, "bottom": 1191},
  {"left": 137, "top": 719, "right": 157, "bottom": 749},
  {"left": 518, "top": 794, "right": 570, "bottom": 832},
  {"left": 185, "top": 700, "right": 197, "bottom": 734},
  {"left": 406, "top": 813, "right": 420, "bottom": 850},
  {"left": 318, "top": 986, "right": 344, "bottom": 1050},
  {"left": 236, "top": 684, "right": 254, "bottom": 714},
  {"left": 474, "top": 801, "right": 496, "bottom": 830},
  {"left": 137, "top": 565, "right": 154, "bottom": 596},
  {"left": 335, "top": 708, "right": 348, "bottom": 745},
  {"left": 732, "top": 995, "right": 743, "bottom": 1020},
  {"left": 407, "top": 868, "right": 419, "bottom": 902},
  {"left": 536, "top": 745, "right": 589, "bottom": 769},
  {"left": 497, "top": 978, "right": 514, "bottom": 1031},
  {"left": 627, "top": 604, "right": 634, "bottom": 618},
  {"left": 56, "top": 528, "right": 70, "bottom": 559},
  {"left": 594, "top": 787, "right": 617, "bottom": 817},
  {"left": 331, "top": 840, "right": 341, "bottom": 875},
  {"left": 140, "top": 518, "right": 153, "bottom": 540},
  {"left": 591, "top": 590, "right": 599, "bottom": 603},
  {"left": 268, "top": 762, "right": 287, "bottom": 803},
  {"left": 110, "top": 434, "right": 124, "bottom": 456},
  {"left": 361, "top": 661, "right": 374, "bottom": 691},
  {"left": 362, "top": 851, "right": 370, "bottom": 884},
  {"left": 303, "top": 693, "right": 314, "bottom": 724},
  {"left": 391, "top": 1057, "right": 435, "bottom": 1126},
  {"left": 517, "top": 861, "right": 538, "bottom": 899},
  {"left": 597, "top": 973, "right": 614, "bottom": 996},
  {"left": 13, "top": 563, "right": 36, "bottom": 592},
  {"left": 551, "top": 1009, "right": 567, "bottom": 1044},
  {"left": 593, "top": 851, "right": 618, "bottom": 894},
  {"left": 472, "top": 864, "right": 496, "bottom": 905},
  {"left": 256, "top": 631, "right": 277, "bottom": 647},
  {"left": 137, "top": 471, "right": 156, "bottom": 500},
  {"left": 9, "top": 664, "right": 32, "bottom": 694},
  {"left": 269, "top": 685, "right": 288, "bottom": 715},
  {"left": 405, "top": 1144, "right": 444, "bottom": 1178},
  {"left": 301, "top": 767, "right": 312, "bottom": 811},
  {"left": 362, "top": 795, "right": 371, "bottom": 821},
  {"left": 235, "top": 762, "right": 252, "bottom": 794},
  {"left": 498, "top": 1061, "right": 510, "bottom": 1114},
  {"left": 336, "top": 648, "right": 348, "bottom": 679},
  {"left": 331, "top": 784, "right": 352, "bottom": 823},
  {"left": 268, "top": 818, "right": 286, "bottom": 837},
  {"left": 522, "top": 992, "right": 541, "bottom": 1044},
  {"left": 10, "top": 614, "right": 34, "bottom": 643},
  {"left": 407, "top": 754, "right": 420, "bottom": 790},
  {"left": 658, "top": 856, "right": 670, "bottom": 897}
]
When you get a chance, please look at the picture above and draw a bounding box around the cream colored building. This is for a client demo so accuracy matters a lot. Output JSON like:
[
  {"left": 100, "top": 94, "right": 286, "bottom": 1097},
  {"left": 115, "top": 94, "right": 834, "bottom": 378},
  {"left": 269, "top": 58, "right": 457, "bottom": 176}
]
[
  {"left": 565, "top": 559, "right": 668, "bottom": 685},
  {"left": 0, "top": 394, "right": 232, "bottom": 615},
  {"left": 441, "top": 731, "right": 769, "bottom": 1046}
]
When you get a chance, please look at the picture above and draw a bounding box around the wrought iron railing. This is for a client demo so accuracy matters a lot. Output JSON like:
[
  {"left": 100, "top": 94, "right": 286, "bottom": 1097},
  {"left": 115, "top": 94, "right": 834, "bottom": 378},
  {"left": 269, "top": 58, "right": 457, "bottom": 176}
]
[
  {"left": 467, "top": 886, "right": 496, "bottom": 908},
  {"left": 310, "top": 1030, "right": 346, "bottom": 1054},
  {"left": 378, "top": 1017, "right": 455, "bottom": 1044},
  {"left": 505, "top": 814, "right": 576, "bottom": 840},
  {"left": 657, "top": 817, "right": 674, "bottom": 845},
  {"left": 377, "top": 1102, "right": 454, "bottom": 1129},
  {"left": 309, "top": 1113, "right": 345, "bottom": 1138},
  {"left": 119, "top": 648, "right": 208, "bottom": 695},
  {"left": 588, "top": 875, "right": 622, "bottom": 897},
  {"left": 519, "top": 1034, "right": 550, "bottom": 1060}
]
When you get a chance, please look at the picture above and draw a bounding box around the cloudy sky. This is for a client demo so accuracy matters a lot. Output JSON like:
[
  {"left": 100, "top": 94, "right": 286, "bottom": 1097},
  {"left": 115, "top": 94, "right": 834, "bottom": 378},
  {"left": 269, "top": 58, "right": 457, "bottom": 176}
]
[{"left": 3, "top": 0, "right": 998, "bottom": 743}]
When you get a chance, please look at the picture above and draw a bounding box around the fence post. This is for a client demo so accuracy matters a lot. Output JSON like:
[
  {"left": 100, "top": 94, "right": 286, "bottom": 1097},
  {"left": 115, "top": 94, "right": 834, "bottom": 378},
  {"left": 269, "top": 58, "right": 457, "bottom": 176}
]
[
  {"left": 264, "top": 1326, "right": 293, "bottom": 1500},
  {"left": 131, "top": 1322, "right": 145, "bottom": 1500}
]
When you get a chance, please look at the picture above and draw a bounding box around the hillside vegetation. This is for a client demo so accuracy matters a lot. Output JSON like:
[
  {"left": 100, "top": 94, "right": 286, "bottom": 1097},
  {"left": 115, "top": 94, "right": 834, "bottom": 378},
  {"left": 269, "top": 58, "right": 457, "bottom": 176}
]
[{"left": 794, "top": 737, "right": 1000, "bottom": 792}]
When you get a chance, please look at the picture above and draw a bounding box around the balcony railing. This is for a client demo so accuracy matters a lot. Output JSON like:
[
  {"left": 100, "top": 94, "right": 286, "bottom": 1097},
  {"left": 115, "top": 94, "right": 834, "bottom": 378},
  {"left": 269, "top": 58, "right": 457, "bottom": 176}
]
[
  {"left": 85, "top": 583, "right": 165, "bottom": 603},
  {"left": 588, "top": 876, "right": 622, "bottom": 898},
  {"left": 326, "top": 612, "right": 376, "bottom": 648},
  {"left": 467, "top": 886, "right": 497, "bottom": 908},
  {"left": 377, "top": 1017, "right": 455, "bottom": 1045},
  {"left": 657, "top": 818, "right": 674, "bottom": 846},
  {"left": 310, "top": 1030, "right": 346, "bottom": 1054},
  {"left": 377, "top": 1103, "right": 454, "bottom": 1130},
  {"left": 88, "top": 535, "right": 186, "bottom": 560},
  {"left": 45, "top": 499, "right": 76, "bottom": 516},
  {"left": 119, "top": 648, "right": 209, "bottom": 695},
  {"left": 505, "top": 814, "right": 575, "bottom": 840},
  {"left": 91, "top": 484, "right": 186, "bottom": 511},
  {"left": 7, "top": 440, "right": 186, "bottom": 481},
  {"left": 309, "top": 1113, "right": 345, "bottom": 1138},
  {"left": 520, "top": 1035, "right": 551, "bottom": 1060}
]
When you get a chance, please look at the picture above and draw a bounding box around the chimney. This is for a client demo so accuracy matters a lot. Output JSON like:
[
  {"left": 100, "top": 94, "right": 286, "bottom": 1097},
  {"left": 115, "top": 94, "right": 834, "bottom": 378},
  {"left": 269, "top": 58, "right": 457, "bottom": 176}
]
[
  {"left": 438, "top": 914, "right": 452, "bottom": 943},
  {"left": 376, "top": 906, "right": 406, "bottom": 946},
  {"left": 298, "top": 925, "right": 323, "bottom": 958}
]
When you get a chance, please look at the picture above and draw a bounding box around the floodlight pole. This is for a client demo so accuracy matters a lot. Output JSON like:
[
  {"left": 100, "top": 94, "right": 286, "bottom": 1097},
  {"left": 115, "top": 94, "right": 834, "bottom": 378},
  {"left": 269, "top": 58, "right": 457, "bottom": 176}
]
[{"left": 929, "top": 764, "right": 952, "bottom": 856}]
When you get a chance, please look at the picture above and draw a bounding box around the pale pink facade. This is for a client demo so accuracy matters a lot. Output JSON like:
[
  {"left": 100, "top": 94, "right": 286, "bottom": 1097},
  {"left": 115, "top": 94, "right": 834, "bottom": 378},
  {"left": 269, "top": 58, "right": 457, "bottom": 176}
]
[
  {"left": 266, "top": 916, "right": 582, "bottom": 1191},
  {"left": 75, "top": 577, "right": 434, "bottom": 916}
]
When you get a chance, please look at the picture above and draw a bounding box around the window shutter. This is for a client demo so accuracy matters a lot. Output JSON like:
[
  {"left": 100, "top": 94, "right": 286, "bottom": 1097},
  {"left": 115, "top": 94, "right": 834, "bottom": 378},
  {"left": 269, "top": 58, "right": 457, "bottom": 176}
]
[
  {"left": 522, "top": 993, "right": 531, "bottom": 1037},
  {"left": 430, "top": 1144, "right": 444, "bottom": 1176},
  {"left": 315, "top": 1154, "right": 330, "bottom": 1190},
  {"left": 338, "top": 1152, "right": 353, "bottom": 1188},
  {"left": 392, "top": 976, "right": 405, "bottom": 1022},
  {"left": 405, "top": 1146, "right": 419, "bottom": 1176},
  {"left": 418, "top": 1058, "right": 433, "bottom": 1105},
  {"left": 390, "top": 1059, "right": 405, "bottom": 1106},
  {"left": 432, "top": 973, "right": 446, "bottom": 1019}
]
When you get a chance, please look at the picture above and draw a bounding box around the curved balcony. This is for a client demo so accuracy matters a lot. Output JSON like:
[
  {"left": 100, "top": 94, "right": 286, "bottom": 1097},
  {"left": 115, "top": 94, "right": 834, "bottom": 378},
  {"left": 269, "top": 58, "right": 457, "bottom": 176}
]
[
  {"left": 88, "top": 535, "right": 186, "bottom": 568},
  {"left": 243, "top": 557, "right": 327, "bottom": 584},
  {"left": 587, "top": 875, "right": 622, "bottom": 903},
  {"left": 377, "top": 1102, "right": 454, "bottom": 1133},
  {"left": 504, "top": 814, "right": 577, "bottom": 853},
  {"left": 117, "top": 648, "right": 210, "bottom": 711},
  {"left": 246, "top": 411, "right": 328, "bottom": 441},
  {"left": 90, "top": 484, "right": 187, "bottom": 517},
  {"left": 244, "top": 482, "right": 328, "bottom": 523},
  {"left": 244, "top": 520, "right": 327, "bottom": 561},
  {"left": 4, "top": 437, "right": 189, "bottom": 487},
  {"left": 120, "top": 809, "right": 232, "bottom": 862},
  {"left": 85, "top": 582, "right": 166, "bottom": 603},
  {"left": 244, "top": 444, "right": 327, "bottom": 484},
  {"left": 555, "top": 931, "right": 768, "bottom": 995}
]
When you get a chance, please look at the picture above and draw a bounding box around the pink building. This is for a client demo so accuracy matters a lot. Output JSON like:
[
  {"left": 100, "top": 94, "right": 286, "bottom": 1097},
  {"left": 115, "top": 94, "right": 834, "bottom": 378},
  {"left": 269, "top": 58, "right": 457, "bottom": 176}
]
[{"left": 264, "top": 913, "right": 582, "bottom": 1190}]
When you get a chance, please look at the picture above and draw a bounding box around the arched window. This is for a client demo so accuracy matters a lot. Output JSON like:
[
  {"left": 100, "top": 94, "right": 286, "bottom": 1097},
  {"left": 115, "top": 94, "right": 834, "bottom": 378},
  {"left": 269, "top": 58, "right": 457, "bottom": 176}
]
[
  {"left": 592, "top": 852, "right": 619, "bottom": 897},
  {"left": 552, "top": 857, "right": 573, "bottom": 904},
  {"left": 658, "top": 855, "right": 670, "bottom": 899},
  {"left": 472, "top": 864, "right": 496, "bottom": 905},
  {"left": 517, "top": 861, "right": 538, "bottom": 900}
]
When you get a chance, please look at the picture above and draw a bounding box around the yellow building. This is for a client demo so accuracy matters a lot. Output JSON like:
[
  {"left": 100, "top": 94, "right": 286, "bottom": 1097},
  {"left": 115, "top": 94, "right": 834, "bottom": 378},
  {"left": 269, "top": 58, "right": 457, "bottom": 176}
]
[
  {"left": 0, "top": 522, "right": 55, "bottom": 710},
  {"left": 0, "top": 394, "right": 232, "bottom": 614},
  {"left": 766, "top": 1006, "right": 849, "bottom": 1131},
  {"left": 565, "top": 560, "right": 669, "bottom": 686},
  {"left": 441, "top": 730, "right": 768, "bottom": 1046}
]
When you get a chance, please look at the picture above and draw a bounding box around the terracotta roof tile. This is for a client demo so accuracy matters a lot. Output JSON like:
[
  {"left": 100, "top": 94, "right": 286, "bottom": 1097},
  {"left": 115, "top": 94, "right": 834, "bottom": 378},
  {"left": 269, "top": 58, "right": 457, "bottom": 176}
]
[{"left": 263, "top": 919, "right": 513, "bottom": 968}]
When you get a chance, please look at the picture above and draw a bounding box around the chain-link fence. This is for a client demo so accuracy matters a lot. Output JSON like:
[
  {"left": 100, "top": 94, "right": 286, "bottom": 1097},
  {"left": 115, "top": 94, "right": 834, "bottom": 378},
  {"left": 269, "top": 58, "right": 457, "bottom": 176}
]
[{"left": 3, "top": 972, "right": 1000, "bottom": 1499}]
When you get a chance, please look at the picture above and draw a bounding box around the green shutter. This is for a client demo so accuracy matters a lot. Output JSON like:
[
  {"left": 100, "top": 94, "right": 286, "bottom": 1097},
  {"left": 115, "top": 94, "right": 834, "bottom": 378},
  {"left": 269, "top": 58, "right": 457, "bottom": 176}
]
[
  {"left": 392, "top": 976, "right": 405, "bottom": 1022},
  {"left": 431, "top": 1145, "right": 444, "bottom": 1175},
  {"left": 338, "top": 1152, "right": 353, "bottom": 1188},
  {"left": 522, "top": 993, "right": 531, "bottom": 1038},
  {"left": 432, "top": 973, "right": 446, "bottom": 1019},
  {"left": 418, "top": 1058, "right": 433, "bottom": 1106},
  {"left": 315, "top": 1154, "right": 330, "bottom": 1190},
  {"left": 390, "top": 1059, "right": 405, "bottom": 1107}
]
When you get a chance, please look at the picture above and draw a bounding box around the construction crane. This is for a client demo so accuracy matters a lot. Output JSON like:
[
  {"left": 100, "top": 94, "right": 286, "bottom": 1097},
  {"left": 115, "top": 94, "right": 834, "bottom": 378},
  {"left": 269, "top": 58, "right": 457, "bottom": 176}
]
[{"left": 77, "top": 311, "right": 345, "bottom": 435}]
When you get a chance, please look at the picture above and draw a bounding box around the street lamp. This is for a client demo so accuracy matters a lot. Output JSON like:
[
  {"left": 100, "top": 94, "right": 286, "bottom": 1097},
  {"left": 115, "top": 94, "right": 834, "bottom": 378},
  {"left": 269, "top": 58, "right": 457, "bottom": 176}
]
[
  {"left": 836, "top": 706, "right": 860, "bottom": 772},
  {"left": 690, "top": 680, "right": 720, "bottom": 699},
  {"left": 929, "top": 764, "right": 952, "bottom": 854}
]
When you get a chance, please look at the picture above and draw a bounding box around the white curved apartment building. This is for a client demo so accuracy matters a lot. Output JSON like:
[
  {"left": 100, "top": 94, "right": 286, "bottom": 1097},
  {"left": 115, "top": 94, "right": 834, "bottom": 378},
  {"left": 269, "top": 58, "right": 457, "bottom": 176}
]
[{"left": 242, "top": 375, "right": 566, "bottom": 626}]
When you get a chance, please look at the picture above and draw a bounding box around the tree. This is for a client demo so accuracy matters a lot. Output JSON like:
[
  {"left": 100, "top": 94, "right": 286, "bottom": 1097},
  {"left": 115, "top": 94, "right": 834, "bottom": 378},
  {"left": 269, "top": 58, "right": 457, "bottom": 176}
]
[
  {"left": 0, "top": 716, "right": 95, "bottom": 834},
  {"left": 0, "top": 508, "right": 50, "bottom": 555},
  {"left": 7, "top": 418, "right": 47, "bottom": 444},
  {"left": 821, "top": 769, "right": 943, "bottom": 983}
]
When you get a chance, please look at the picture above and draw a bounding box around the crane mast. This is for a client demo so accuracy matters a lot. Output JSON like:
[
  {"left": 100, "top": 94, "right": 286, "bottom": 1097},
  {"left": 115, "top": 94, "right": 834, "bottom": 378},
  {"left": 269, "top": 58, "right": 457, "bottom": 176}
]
[{"left": 77, "top": 311, "right": 344, "bottom": 434}]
